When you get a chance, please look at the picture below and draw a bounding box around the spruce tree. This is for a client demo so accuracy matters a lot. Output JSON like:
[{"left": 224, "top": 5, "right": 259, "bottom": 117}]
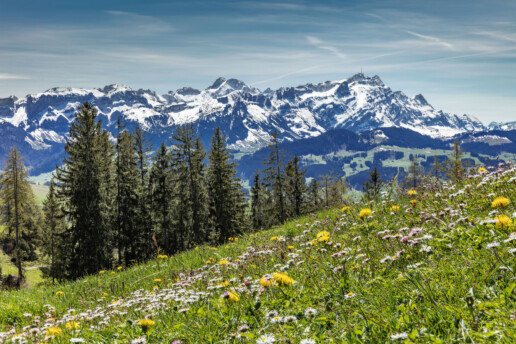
[
  {"left": 115, "top": 128, "right": 139, "bottom": 266},
  {"left": 170, "top": 124, "right": 208, "bottom": 250},
  {"left": 263, "top": 132, "right": 287, "bottom": 224},
  {"left": 0, "top": 147, "right": 36, "bottom": 283},
  {"left": 407, "top": 154, "right": 423, "bottom": 188},
  {"left": 55, "top": 102, "right": 115, "bottom": 278},
  {"left": 446, "top": 139, "right": 465, "bottom": 183},
  {"left": 150, "top": 142, "right": 172, "bottom": 253},
  {"left": 206, "top": 127, "right": 245, "bottom": 243},
  {"left": 363, "top": 167, "right": 384, "bottom": 200},
  {"left": 250, "top": 171, "right": 265, "bottom": 230},
  {"left": 285, "top": 155, "right": 306, "bottom": 217},
  {"left": 134, "top": 126, "right": 153, "bottom": 260},
  {"left": 307, "top": 178, "right": 321, "bottom": 212},
  {"left": 41, "top": 178, "right": 67, "bottom": 283}
]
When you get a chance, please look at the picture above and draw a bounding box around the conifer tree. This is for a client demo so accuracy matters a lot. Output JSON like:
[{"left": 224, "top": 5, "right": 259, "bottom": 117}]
[
  {"left": 134, "top": 126, "right": 153, "bottom": 260},
  {"left": 0, "top": 147, "right": 36, "bottom": 283},
  {"left": 250, "top": 171, "right": 265, "bottom": 230},
  {"left": 431, "top": 155, "right": 444, "bottom": 179},
  {"left": 171, "top": 124, "right": 208, "bottom": 250},
  {"left": 263, "top": 132, "right": 287, "bottom": 224},
  {"left": 285, "top": 155, "right": 306, "bottom": 217},
  {"left": 363, "top": 167, "right": 383, "bottom": 200},
  {"left": 115, "top": 129, "right": 139, "bottom": 266},
  {"left": 446, "top": 139, "right": 465, "bottom": 183},
  {"left": 41, "top": 178, "right": 67, "bottom": 283},
  {"left": 206, "top": 127, "right": 245, "bottom": 243},
  {"left": 406, "top": 154, "right": 423, "bottom": 188},
  {"left": 307, "top": 178, "right": 321, "bottom": 212},
  {"left": 55, "top": 102, "right": 115, "bottom": 278},
  {"left": 150, "top": 142, "right": 172, "bottom": 253}
]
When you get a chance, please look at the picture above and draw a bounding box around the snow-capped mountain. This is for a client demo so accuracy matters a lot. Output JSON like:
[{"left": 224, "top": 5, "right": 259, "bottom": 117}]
[
  {"left": 0, "top": 73, "right": 494, "bottom": 174},
  {"left": 488, "top": 121, "right": 516, "bottom": 131}
]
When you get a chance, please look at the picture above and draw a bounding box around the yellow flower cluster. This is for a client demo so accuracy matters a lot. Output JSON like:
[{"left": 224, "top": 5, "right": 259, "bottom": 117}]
[
  {"left": 341, "top": 206, "right": 350, "bottom": 212},
  {"left": 138, "top": 319, "right": 156, "bottom": 333},
  {"left": 65, "top": 321, "right": 80, "bottom": 330},
  {"left": 219, "top": 259, "right": 229, "bottom": 266},
  {"left": 272, "top": 272, "right": 295, "bottom": 286},
  {"left": 224, "top": 291, "right": 240, "bottom": 302},
  {"left": 492, "top": 197, "right": 510, "bottom": 208},
  {"left": 316, "top": 231, "right": 331, "bottom": 242},
  {"left": 495, "top": 215, "right": 513, "bottom": 229},
  {"left": 478, "top": 167, "right": 488, "bottom": 173},
  {"left": 390, "top": 205, "right": 400, "bottom": 212},
  {"left": 270, "top": 236, "right": 279, "bottom": 241},
  {"left": 46, "top": 327, "right": 62, "bottom": 337},
  {"left": 259, "top": 276, "right": 275, "bottom": 287},
  {"left": 408, "top": 189, "right": 417, "bottom": 196},
  {"left": 157, "top": 254, "right": 168, "bottom": 259},
  {"left": 358, "top": 208, "right": 372, "bottom": 219}
]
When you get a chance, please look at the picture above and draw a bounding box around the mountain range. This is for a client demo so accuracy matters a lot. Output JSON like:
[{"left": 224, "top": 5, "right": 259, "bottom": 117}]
[{"left": 0, "top": 73, "right": 513, "bottom": 181}]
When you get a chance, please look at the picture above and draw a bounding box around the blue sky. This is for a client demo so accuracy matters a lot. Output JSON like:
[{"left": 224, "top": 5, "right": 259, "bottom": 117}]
[{"left": 1, "top": 0, "right": 515, "bottom": 123}]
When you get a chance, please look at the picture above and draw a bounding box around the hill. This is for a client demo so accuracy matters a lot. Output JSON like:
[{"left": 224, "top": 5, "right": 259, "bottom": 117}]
[{"left": 0, "top": 165, "right": 515, "bottom": 343}]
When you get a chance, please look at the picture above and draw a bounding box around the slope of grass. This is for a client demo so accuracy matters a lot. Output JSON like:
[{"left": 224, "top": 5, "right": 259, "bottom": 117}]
[{"left": 1, "top": 165, "right": 516, "bottom": 343}]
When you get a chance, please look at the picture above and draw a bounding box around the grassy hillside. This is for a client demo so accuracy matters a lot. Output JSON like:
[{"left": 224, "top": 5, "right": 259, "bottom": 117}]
[{"left": 1, "top": 165, "right": 515, "bottom": 343}]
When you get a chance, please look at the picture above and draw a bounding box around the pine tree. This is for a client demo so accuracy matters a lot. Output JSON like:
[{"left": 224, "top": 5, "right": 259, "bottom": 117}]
[
  {"left": 115, "top": 128, "right": 139, "bottom": 266},
  {"left": 55, "top": 102, "right": 115, "bottom": 279},
  {"left": 307, "top": 178, "right": 321, "bottom": 212},
  {"left": 431, "top": 155, "right": 444, "bottom": 179},
  {"left": 329, "top": 177, "right": 346, "bottom": 206},
  {"left": 285, "top": 155, "right": 306, "bottom": 217},
  {"left": 363, "top": 167, "right": 384, "bottom": 200},
  {"left": 250, "top": 171, "right": 265, "bottom": 230},
  {"left": 149, "top": 142, "right": 172, "bottom": 253},
  {"left": 206, "top": 127, "right": 246, "bottom": 243},
  {"left": 406, "top": 155, "right": 423, "bottom": 188},
  {"left": 446, "top": 139, "right": 465, "bottom": 183},
  {"left": 171, "top": 124, "right": 208, "bottom": 250},
  {"left": 0, "top": 147, "right": 36, "bottom": 284},
  {"left": 134, "top": 126, "right": 153, "bottom": 260},
  {"left": 263, "top": 132, "right": 287, "bottom": 224},
  {"left": 41, "top": 178, "right": 67, "bottom": 283}
]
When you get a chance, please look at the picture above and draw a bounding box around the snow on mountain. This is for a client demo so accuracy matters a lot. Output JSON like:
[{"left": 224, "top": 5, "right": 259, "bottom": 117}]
[
  {"left": 488, "top": 121, "right": 516, "bottom": 131},
  {"left": 0, "top": 73, "right": 499, "bottom": 173}
]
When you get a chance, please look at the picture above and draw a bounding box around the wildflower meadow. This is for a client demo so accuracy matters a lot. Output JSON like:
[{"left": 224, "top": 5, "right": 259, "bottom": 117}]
[{"left": 1, "top": 164, "right": 516, "bottom": 343}]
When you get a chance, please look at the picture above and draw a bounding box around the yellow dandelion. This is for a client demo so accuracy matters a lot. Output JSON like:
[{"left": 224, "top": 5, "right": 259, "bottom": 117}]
[
  {"left": 46, "top": 327, "right": 62, "bottom": 337},
  {"left": 154, "top": 278, "right": 162, "bottom": 283},
  {"left": 138, "top": 319, "right": 156, "bottom": 333},
  {"left": 358, "top": 208, "right": 372, "bottom": 219},
  {"left": 410, "top": 200, "right": 417, "bottom": 206},
  {"left": 390, "top": 205, "right": 400, "bottom": 213},
  {"left": 288, "top": 245, "right": 294, "bottom": 250},
  {"left": 492, "top": 197, "right": 510, "bottom": 208},
  {"left": 55, "top": 291, "right": 64, "bottom": 296},
  {"left": 103, "top": 292, "right": 109, "bottom": 297},
  {"left": 408, "top": 189, "right": 417, "bottom": 196},
  {"left": 219, "top": 259, "right": 229, "bottom": 266},
  {"left": 157, "top": 254, "right": 168, "bottom": 259},
  {"left": 495, "top": 215, "right": 513, "bottom": 229},
  {"left": 270, "top": 236, "right": 279, "bottom": 241},
  {"left": 478, "top": 167, "right": 488, "bottom": 173},
  {"left": 223, "top": 290, "right": 240, "bottom": 302},
  {"left": 316, "top": 230, "right": 331, "bottom": 242},
  {"left": 259, "top": 276, "right": 275, "bottom": 287},
  {"left": 65, "top": 321, "right": 80, "bottom": 330},
  {"left": 341, "top": 206, "right": 350, "bottom": 212},
  {"left": 272, "top": 272, "right": 295, "bottom": 286},
  {"left": 98, "top": 270, "right": 105, "bottom": 274},
  {"left": 117, "top": 266, "right": 123, "bottom": 270},
  {"left": 219, "top": 281, "right": 230, "bottom": 287}
]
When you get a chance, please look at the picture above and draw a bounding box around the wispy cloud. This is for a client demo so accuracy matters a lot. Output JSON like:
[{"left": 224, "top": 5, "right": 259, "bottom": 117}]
[
  {"left": 406, "top": 31, "right": 455, "bottom": 50},
  {"left": 0, "top": 73, "right": 31, "bottom": 80},
  {"left": 306, "top": 36, "right": 346, "bottom": 59},
  {"left": 251, "top": 65, "right": 323, "bottom": 85}
]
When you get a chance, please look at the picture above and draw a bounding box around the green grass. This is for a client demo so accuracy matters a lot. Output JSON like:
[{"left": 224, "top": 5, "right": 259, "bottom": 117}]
[
  {"left": 30, "top": 184, "right": 49, "bottom": 205},
  {"left": 0, "top": 249, "right": 46, "bottom": 289},
  {"left": 1, "top": 166, "right": 516, "bottom": 343}
]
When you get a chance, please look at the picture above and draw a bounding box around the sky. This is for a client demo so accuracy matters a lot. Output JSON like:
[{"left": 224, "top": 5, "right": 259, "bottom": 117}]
[{"left": 0, "top": 0, "right": 515, "bottom": 124}]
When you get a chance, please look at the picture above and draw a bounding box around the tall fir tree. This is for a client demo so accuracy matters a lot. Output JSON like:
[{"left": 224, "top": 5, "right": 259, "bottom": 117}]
[
  {"left": 446, "top": 139, "right": 465, "bottom": 183},
  {"left": 285, "top": 155, "right": 306, "bottom": 217},
  {"left": 406, "top": 155, "right": 423, "bottom": 188},
  {"left": 149, "top": 142, "right": 173, "bottom": 253},
  {"left": 134, "top": 126, "right": 154, "bottom": 260},
  {"left": 307, "top": 178, "right": 321, "bottom": 212},
  {"left": 250, "top": 171, "right": 266, "bottom": 230},
  {"left": 363, "top": 167, "right": 384, "bottom": 200},
  {"left": 56, "top": 102, "right": 115, "bottom": 279},
  {"left": 115, "top": 128, "right": 140, "bottom": 266},
  {"left": 263, "top": 132, "right": 287, "bottom": 224},
  {"left": 170, "top": 124, "right": 209, "bottom": 250},
  {"left": 0, "top": 147, "right": 37, "bottom": 283},
  {"left": 41, "top": 178, "right": 68, "bottom": 283},
  {"left": 206, "top": 127, "right": 246, "bottom": 243}
]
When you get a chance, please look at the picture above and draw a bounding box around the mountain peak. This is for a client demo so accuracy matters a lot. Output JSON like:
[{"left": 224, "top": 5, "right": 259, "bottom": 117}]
[
  {"left": 99, "top": 84, "right": 132, "bottom": 94},
  {"left": 208, "top": 77, "right": 227, "bottom": 89},
  {"left": 414, "top": 94, "right": 430, "bottom": 106}
]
